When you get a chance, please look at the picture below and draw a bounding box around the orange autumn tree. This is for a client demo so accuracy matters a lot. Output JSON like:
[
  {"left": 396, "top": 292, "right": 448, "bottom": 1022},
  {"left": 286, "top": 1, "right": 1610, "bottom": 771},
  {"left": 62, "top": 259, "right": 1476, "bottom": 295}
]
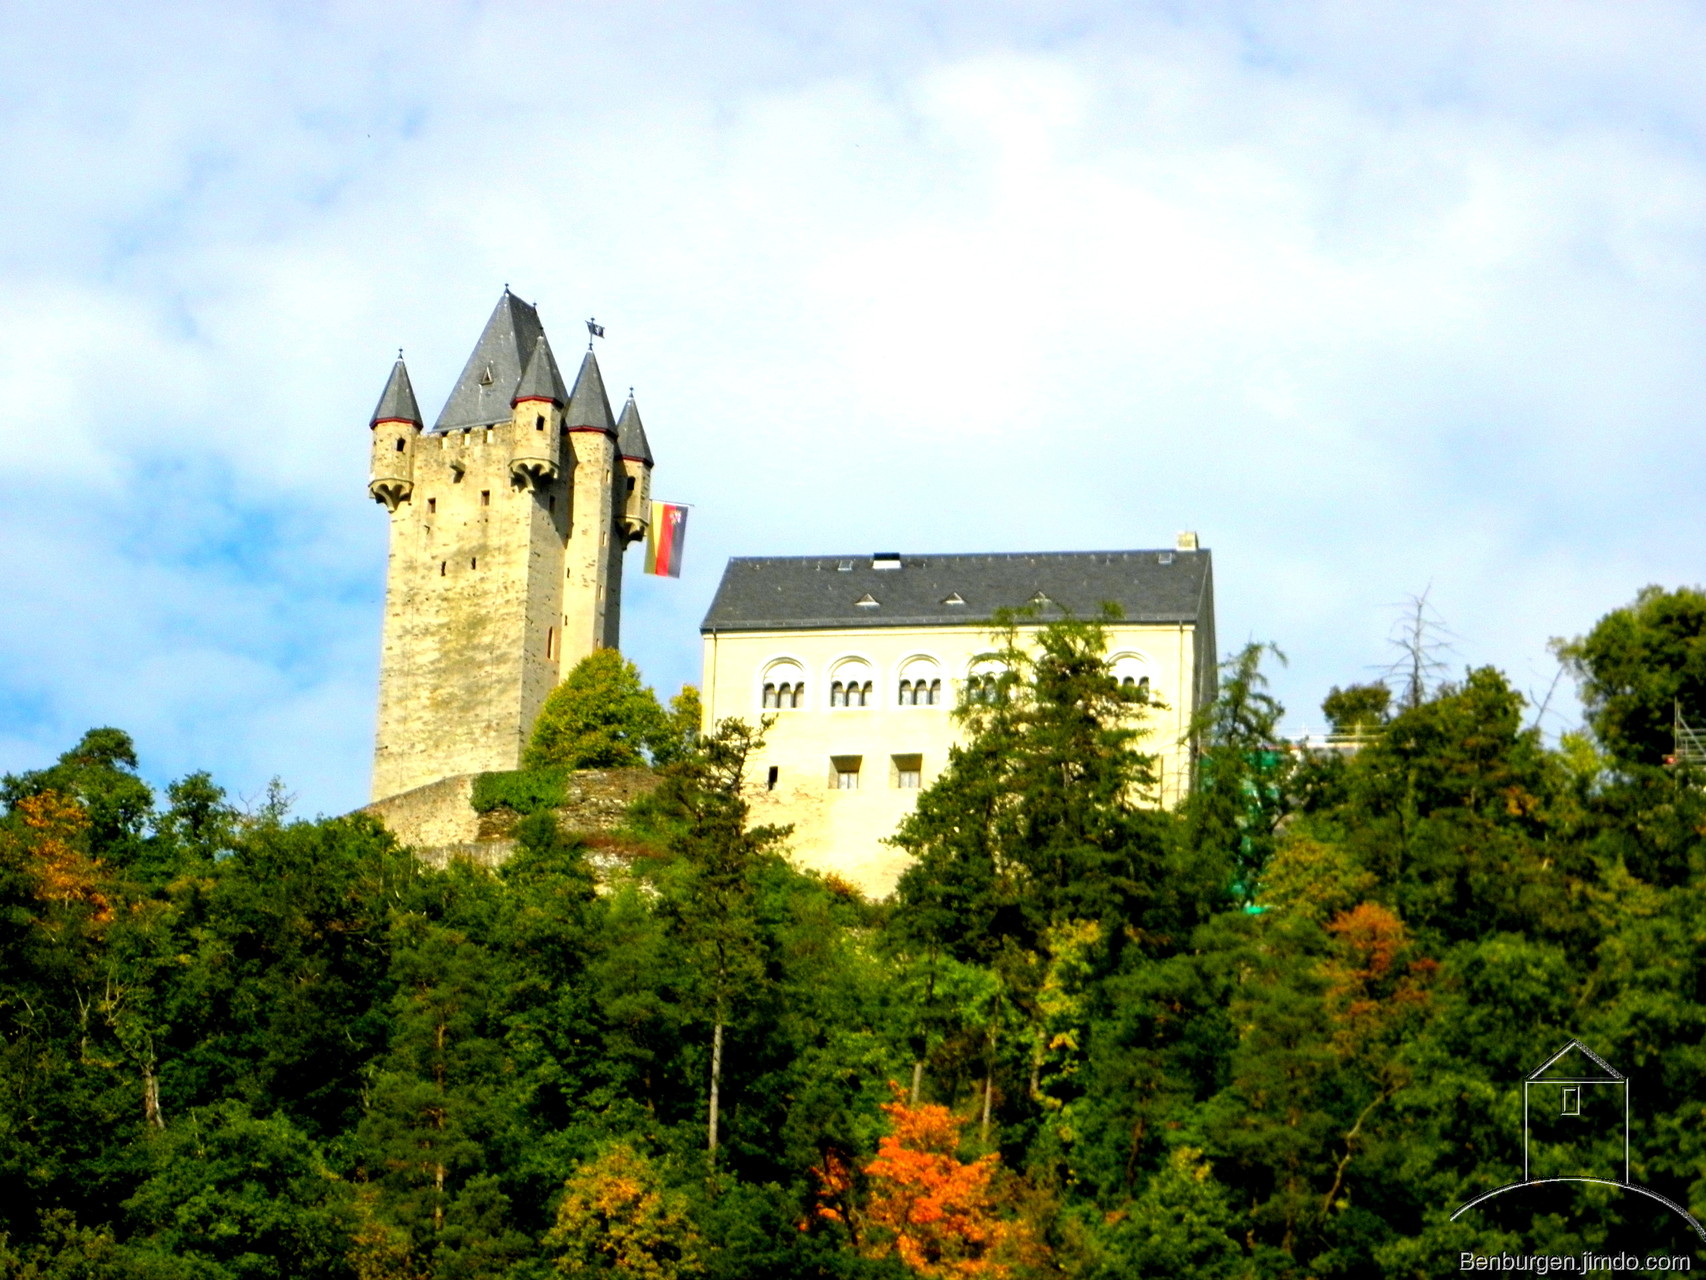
[
  {"left": 8, "top": 789, "right": 111, "bottom": 926},
  {"left": 837, "top": 1086, "right": 1015, "bottom": 1279}
]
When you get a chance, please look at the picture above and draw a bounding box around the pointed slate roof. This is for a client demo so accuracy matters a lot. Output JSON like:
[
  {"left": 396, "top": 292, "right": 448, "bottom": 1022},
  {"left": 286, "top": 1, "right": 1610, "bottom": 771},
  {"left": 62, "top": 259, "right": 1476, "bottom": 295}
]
[
  {"left": 565, "top": 349, "right": 616, "bottom": 434},
  {"left": 433, "top": 290, "right": 548, "bottom": 431},
  {"left": 616, "top": 393, "right": 653, "bottom": 464},
  {"left": 514, "top": 333, "right": 569, "bottom": 406},
  {"left": 370, "top": 357, "right": 422, "bottom": 426}
]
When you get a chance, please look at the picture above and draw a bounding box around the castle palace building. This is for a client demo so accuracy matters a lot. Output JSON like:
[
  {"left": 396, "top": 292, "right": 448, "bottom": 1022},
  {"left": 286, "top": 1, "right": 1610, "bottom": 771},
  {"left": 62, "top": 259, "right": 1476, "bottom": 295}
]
[
  {"left": 367, "top": 290, "right": 655, "bottom": 802},
  {"left": 699, "top": 543, "right": 1216, "bottom": 894}
]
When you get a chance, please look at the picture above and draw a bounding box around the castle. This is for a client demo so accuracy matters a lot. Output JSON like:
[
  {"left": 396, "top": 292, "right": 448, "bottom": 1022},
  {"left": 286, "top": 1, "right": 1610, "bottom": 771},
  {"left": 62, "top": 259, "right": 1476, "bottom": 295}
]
[
  {"left": 366, "top": 290, "right": 654, "bottom": 803},
  {"left": 364, "top": 292, "right": 1218, "bottom": 894}
]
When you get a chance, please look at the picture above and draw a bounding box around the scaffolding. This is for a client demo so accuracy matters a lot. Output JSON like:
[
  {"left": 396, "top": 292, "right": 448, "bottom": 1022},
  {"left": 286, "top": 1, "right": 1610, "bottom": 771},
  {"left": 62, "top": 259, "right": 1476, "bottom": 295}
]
[{"left": 1675, "top": 701, "right": 1706, "bottom": 767}]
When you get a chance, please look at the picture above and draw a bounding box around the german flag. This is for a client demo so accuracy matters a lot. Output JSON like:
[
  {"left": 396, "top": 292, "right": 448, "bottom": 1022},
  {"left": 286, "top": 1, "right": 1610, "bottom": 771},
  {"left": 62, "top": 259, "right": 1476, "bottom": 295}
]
[{"left": 645, "top": 502, "right": 688, "bottom": 578}]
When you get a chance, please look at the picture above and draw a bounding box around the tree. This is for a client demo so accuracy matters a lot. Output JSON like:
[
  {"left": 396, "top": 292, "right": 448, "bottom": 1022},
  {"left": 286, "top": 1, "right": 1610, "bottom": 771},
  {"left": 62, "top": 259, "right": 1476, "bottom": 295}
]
[
  {"left": 1556, "top": 584, "right": 1706, "bottom": 770},
  {"left": 1321, "top": 684, "right": 1391, "bottom": 736},
  {"left": 845, "top": 1088, "right": 1017, "bottom": 1279},
  {"left": 545, "top": 1143, "right": 701, "bottom": 1279},
  {"left": 526, "top": 651, "right": 671, "bottom": 771},
  {"left": 891, "top": 607, "right": 1166, "bottom": 963},
  {"left": 646, "top": 718, "right": 789, "bottom": 1163}
]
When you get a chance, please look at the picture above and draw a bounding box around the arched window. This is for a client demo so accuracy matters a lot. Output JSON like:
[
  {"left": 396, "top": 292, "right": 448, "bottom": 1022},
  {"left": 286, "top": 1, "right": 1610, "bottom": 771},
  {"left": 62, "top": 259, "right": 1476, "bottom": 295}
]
[
  {"left": 761, "top": 660, "right": 806, "bottom": 711},
  {"left": 898, "top": 656, "right": 943, "bottom": 708},
  {"left": 830, "top": 658, "right": 875, "bottom": 709},
  {"left": 1110, "top": 654, "right": 1151, "bottom": 703},
  {"left": 929, "top": 678, "right": 941, "bottom": 705}
]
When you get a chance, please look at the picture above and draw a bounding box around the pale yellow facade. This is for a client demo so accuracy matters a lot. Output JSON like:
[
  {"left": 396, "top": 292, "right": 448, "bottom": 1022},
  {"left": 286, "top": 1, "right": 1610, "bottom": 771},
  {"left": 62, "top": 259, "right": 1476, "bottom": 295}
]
[{"left": 700, "top": 618, "right": 1205, "bottom": 896}]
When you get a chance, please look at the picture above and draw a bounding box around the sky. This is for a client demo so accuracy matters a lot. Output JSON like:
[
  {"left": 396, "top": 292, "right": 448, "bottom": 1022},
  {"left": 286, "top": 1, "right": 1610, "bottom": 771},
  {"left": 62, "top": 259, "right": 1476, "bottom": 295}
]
[{"left": 3, "top": 0, "right": 1705, "bottom": 817}]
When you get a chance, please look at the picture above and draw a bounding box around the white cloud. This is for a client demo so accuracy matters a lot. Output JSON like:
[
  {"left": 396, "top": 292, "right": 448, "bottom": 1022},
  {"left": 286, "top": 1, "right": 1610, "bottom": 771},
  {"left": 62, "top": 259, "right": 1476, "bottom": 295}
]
[{"left": 3, "top": 1, "right": 1705, "bottom": 807}]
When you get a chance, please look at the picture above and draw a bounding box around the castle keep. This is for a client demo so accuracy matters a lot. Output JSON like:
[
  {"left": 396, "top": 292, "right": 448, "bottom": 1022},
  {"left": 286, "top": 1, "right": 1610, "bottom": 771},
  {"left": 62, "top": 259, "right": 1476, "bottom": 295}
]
[{"left": 367, "top": 290, "right": 655, "bottom": 801}]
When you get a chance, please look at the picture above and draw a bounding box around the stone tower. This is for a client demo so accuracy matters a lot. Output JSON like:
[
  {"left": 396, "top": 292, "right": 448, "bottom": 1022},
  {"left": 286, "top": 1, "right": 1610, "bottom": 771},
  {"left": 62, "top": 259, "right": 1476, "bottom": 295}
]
[{"left": 367, "top": 290, "right": 654, "bottom": 801}]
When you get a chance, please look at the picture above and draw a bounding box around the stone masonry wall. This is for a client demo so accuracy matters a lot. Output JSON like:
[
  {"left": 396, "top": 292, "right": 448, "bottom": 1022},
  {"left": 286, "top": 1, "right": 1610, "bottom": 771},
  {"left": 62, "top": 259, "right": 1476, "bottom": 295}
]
[{"left": 363, "top": 768, "right": 661, "bottom": 869}]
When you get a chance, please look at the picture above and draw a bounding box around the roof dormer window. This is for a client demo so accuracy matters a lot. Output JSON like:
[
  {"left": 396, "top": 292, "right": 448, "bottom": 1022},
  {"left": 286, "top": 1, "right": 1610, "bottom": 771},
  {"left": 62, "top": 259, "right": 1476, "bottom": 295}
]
[
  {"left": 872, "top": 553, "right": 902, "bottom": 570},
  {"left": 479, "top": 363, "right": 495, "bottom": 387},
  {"left": 855, "top": 594, "right": 879, "bottom": 608}
]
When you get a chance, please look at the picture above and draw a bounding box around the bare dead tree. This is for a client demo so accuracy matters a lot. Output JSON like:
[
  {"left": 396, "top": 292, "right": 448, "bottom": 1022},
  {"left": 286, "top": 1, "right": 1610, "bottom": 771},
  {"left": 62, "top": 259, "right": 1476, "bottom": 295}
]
[{"left": 1382, "top": 587, "right": 1455, "bottom": 711}]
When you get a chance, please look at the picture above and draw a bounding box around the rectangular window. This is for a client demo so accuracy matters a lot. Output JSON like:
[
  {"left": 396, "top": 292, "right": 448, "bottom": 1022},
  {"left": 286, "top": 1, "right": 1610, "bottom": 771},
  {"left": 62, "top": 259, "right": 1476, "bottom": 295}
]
[
  {"left": 766, "top": 766, "right": 779, "bottom": 791},
  {"left": 481, "top": 490, "right": 490, "bottom": 507},
  {"left": 892, "top": 754, "right": 922, "bottom": 789},
  {"left": 1561, "top": 1087, "right": 1581, "bottom": 1116},
  {"left": 830, "top": 756, "right": 862, "bottom": 790},
  {"left": 427, "top": 497, "right": 436, "bottom": 514}
]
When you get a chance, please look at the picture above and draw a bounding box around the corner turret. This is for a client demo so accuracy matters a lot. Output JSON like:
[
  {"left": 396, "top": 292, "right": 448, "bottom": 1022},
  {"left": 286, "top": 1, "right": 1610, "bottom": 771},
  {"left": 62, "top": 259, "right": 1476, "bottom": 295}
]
[
  {"left": 509, "top": 333, "right": 568, "bottom": 488},
  {"left": 368, "top": 356, "right": 421, "bottom": 512},
  {"left": 616, "top": 391, "right": 653, "bottom": 544}
]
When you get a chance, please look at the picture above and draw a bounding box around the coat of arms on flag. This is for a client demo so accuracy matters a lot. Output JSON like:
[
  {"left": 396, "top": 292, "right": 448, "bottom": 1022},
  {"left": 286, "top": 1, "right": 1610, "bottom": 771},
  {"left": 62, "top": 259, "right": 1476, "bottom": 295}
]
[{"left": 645, "top": 502, "right": 688, "bottom": 578}]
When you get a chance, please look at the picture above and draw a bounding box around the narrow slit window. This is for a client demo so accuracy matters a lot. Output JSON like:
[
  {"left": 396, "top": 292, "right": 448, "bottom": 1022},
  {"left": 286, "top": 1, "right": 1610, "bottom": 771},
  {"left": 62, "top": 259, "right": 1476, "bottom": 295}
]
[
  {"left": 536, "top": 414, "right": 546, "bottom": 431},
  {"left": 440, "top": 561, "right": 446, "bottom": 576},
  {"left": 395, "top": 438, "right": 405, "bottom": 452},
  {"left": 546, "top": 627, "right": 556, "bottom": 659},
  {"left": 427, "top": 497, "right": 436, "bottom": 514},
  {"left": 766, "top": 766, "right": 779, "bottom": 791},
  {"left": 470, "top": 557, "right": 477, "bottom": 570},
  {"left": 481, "top": 490, "right": 491, "bottom": 507}
]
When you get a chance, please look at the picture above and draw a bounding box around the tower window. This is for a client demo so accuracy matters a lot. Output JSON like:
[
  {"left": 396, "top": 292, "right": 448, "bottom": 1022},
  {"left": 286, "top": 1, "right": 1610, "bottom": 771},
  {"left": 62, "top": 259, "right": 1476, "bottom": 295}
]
[
  {"left": 481, "top": 490, "right": 490, "bottom": 507},
  {"left": 766, "top": 766, "right": 779, "bottom": 791},
  {"left": 470, "top": 557, "right": 477, "bottom": 570},
  {"left": 395, "top": 438, "right": 405, "bottom": 451},
  {"left": 549, "top": 495, "right": 556, "bottom": 513},
  {"left": 427, "top": 498, "right": 436, "bottom": 514},
  {"left": 536, "top": 414, "right": 545, "bottom": 431},
  {"left": 440, "top": 561, "right": 446, "bottom": 576}
]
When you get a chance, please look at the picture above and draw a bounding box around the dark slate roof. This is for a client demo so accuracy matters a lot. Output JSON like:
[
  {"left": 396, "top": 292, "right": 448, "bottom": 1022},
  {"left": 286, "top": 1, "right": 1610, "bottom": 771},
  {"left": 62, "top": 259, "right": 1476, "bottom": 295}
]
[
  {"left": 565, "top": 349, "right": 616, "bottom": 433},
  {"left": 701, "top": 550, "right": 1214, "bottom": 632},
  {"left": 433, "top": 290, "right": 547, "bottom": 431},
  {"left": 616, "top": 394, "right": 653, "bottom": 464},
  {"left": 370, "top": 357, "right": 421, "bottom": 425},
  {"left": 514, "top": 333, "right": 569, "bottom": 406}
]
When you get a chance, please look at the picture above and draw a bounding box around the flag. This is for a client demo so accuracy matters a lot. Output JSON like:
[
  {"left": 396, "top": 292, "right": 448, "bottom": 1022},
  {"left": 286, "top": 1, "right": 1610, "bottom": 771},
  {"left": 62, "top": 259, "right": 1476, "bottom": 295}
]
[{"left": 645, "top": 502, "right": 687, "bottom": 577}]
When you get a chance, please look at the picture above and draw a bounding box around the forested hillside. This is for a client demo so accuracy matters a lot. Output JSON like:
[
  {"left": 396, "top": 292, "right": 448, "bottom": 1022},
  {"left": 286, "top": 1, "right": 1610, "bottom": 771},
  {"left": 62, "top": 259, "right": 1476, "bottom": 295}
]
[{"left": 5, "top": 590, "right": 1706, "bottom": 1278}]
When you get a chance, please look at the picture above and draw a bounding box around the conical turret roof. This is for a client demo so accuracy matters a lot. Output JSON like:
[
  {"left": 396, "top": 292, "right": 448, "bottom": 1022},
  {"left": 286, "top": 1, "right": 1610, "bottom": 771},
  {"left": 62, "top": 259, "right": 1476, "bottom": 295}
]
[
  {"left": 433, "top": 289, "right": 548, "bottom": 431},
  {"left": 616, "top": 393, "right": 653, "bottom": 464},
  {"left": 513, "top": 333, "right": 569, "bottom": 406},
  {"left": 564, "top": 349, "right": 616, "bottom": 434},
  {"left": 370, "top": 357, "right": 422, "bottom": 425}
]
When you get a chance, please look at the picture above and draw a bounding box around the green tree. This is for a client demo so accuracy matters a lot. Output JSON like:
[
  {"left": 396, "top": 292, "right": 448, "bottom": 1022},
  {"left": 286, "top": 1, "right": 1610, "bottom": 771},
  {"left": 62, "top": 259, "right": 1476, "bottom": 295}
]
[
  {"left": 545, "top": 1143, "right": 701, "bottom": 1278},
  {"left": 647, "top": 717, "right": 788, "bottom": 1163},
  {"left": 1556, "top": 584, "right": 1706, "bottom": 770},
  {"left": 1321, "top": 683, "right": 1391, "bottom": 736},
  {"left": 526, "top": 651, "right": 671, "bottom": 771}
]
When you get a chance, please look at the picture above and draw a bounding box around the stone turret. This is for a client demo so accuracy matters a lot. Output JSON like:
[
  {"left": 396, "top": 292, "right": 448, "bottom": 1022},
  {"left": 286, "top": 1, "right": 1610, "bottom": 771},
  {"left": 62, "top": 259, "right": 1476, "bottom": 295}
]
[
  {"left": 368, "top": 356, "right": 421, "bottom": 511},
  {"left": 563, "top": 348, "right": 625, "bottom": 651},
  {"left": 509, "top": 333, "right": 568, "bottom": 487},
  {"left": 616, "top": 391, "right": 653, "bottom": 544}
]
